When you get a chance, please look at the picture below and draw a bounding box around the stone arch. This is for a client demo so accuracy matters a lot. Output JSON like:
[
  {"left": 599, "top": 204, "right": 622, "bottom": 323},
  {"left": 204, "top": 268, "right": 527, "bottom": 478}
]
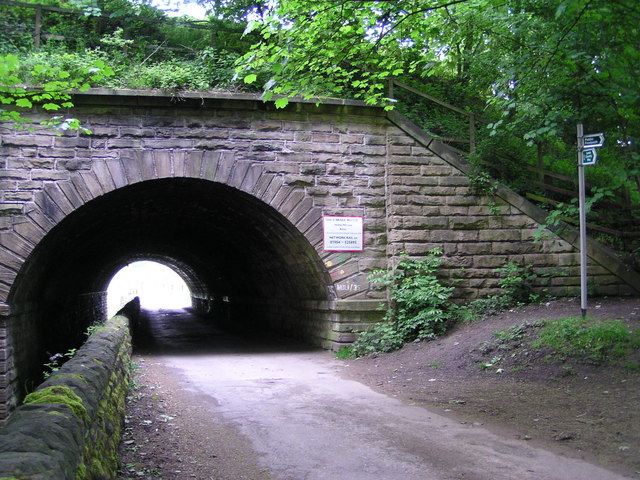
[
  {"left": 4, "top": 148, "right": 328, "bottom": 306},
  {"left": 4, "top": 155, "right": 334, "bottom": 412},
  {"left": 4, "top": 89, "right": 637, "bottom": 418}
]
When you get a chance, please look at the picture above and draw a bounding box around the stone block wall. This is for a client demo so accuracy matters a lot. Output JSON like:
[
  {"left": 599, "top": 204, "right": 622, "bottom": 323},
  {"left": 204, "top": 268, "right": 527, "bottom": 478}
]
[
  {"left": 383, "top": 113, "right": 640, "bottom": 300},
  {"left": 0, "top": 302, "right": 134, "bottom": 480},
  {"left": 1, "top": 92, "right": 638, "bottom": 311}
]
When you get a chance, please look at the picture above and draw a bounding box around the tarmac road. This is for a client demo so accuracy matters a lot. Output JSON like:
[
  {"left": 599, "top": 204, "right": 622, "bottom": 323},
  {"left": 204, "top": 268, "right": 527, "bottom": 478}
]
[{"left": 134, "top": 308, "right": 629, "bottom": 480}]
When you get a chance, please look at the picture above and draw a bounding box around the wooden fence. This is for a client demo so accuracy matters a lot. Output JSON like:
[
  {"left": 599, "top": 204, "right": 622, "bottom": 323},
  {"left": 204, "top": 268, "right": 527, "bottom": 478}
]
[
  {"left": 388, "top": 80, "right": 639, "bottom": 241},
  {"left": 0, "top": 0, "right": 78, "bottom": 48},
  {"left": 0, "top": 0, "right": 212, "bottom": 48}
]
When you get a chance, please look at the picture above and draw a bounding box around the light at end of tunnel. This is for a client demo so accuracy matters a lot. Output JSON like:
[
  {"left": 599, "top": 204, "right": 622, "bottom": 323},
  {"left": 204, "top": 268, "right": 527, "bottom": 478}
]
[{"left": 107, "top": 261, "right": 191, "bottom": 317}]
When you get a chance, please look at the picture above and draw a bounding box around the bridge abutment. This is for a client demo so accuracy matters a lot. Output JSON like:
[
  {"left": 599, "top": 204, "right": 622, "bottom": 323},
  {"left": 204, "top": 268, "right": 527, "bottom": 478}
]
[{"left": 0, "top": 90, "right": 638, "bottom": 417}]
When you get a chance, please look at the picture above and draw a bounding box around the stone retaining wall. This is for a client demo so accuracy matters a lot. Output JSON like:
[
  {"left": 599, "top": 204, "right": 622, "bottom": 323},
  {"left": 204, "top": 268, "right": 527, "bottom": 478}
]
[{"left": 0, "top": 300, "right": 135, "bottom": 480}]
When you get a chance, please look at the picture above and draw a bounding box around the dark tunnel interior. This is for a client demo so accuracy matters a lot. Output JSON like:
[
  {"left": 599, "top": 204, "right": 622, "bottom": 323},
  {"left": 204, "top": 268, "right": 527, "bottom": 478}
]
[{"left": 8, "top": 178, "right": 332, "bottom": 396}]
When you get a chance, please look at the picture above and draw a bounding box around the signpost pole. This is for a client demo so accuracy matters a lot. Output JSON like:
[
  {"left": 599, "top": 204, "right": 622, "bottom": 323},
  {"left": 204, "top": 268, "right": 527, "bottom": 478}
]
[{"left": 577, "top": 123, "right": 588, "bottom": 318}]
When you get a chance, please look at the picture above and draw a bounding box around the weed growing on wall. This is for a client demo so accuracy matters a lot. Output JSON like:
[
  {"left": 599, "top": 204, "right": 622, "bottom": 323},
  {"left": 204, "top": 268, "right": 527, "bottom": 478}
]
[
  {"left": 41, "top": 320, "right": 108, "bottom": 379},
  {"left": 340, "top": 257, "right": 548, "bottom": 358},
  {"left": 496, "top": 262, "right": 539, "bottom": 304},
  {"left": 43, "top": 348, "right": 77, "bottom": 379},
  {"left": 346, "top": 250, "right": 458, "bottom": 357},
  {"left": 462, "top": 262, "right": 543, "bottom": 320},
  {"left": 468, "top": 167, "right": 501, "bottom": 216}
]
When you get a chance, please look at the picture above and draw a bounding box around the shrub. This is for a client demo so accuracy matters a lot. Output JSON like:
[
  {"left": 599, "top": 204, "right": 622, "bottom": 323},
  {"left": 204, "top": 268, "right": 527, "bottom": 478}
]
[
  {"left": 121, "top": 60, "right": 211, "bottom": 91},
  {"left": 461, "top": 261, "right": 543, "bottom": 322},
  {"left": 496, "top": 262, "right": 539, "bottom": 305},
  {"left": 349, "top": 249, "right": 457, "bottom": 356},
  {"left": 199, "top": 47, "right": 241, "bottom": 88}
]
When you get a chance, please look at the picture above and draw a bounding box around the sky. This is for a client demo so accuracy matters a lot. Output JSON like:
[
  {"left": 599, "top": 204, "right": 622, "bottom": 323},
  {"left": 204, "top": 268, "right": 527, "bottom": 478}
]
[{"left": 151, "top": 0, "right": 208, "bottom": 19}]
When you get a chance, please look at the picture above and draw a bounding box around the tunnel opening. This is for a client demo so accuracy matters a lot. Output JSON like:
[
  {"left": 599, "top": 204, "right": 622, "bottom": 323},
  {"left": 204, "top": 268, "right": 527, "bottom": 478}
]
[
  {"left": 107, "top": 260, "right": 192, "bottom": 317},
  {"left": 7, "top": 177, "right": 332, "bottom": 403}
]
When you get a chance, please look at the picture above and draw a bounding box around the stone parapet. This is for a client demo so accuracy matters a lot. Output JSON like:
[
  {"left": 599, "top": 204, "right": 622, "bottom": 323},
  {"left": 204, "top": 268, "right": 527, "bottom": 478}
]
[{"left": 0, "top": 299, "right": 135, "bottom": 480}]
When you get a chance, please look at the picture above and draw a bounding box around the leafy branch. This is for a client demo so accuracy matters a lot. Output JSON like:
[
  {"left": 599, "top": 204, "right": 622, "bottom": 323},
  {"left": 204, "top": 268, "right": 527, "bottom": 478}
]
[{"left": 0, "top": 54, "right": 114, "bottom": 132}]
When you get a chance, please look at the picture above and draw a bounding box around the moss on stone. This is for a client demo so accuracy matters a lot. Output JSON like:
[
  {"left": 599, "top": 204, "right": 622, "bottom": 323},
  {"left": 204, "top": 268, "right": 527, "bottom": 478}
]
[
  {"left": 55, "top": 373, "right": 89, "bottom": 384},
  {"left": 45, "top": 410, "right": 67, "bottom": 417},
  {"left": 0, "top": 208, "right": 22, "bottom": 216},
  {"left": 23, "top": 385, "right": 89, "bottom": 424},
  {"left": 75, "top": 461, "right": 87, "bottom": 479},
  {"left": 87, "top": 456, "right": 106, "bottom": 479},
  {"left": 0, "top": 316, "right": 133, "bottom": 480}
]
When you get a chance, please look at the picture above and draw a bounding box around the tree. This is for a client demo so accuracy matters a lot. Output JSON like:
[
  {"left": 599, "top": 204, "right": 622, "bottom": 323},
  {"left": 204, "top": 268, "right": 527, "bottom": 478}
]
[{"left": 236, "top": 0, "right": 639, "bottom": 188}]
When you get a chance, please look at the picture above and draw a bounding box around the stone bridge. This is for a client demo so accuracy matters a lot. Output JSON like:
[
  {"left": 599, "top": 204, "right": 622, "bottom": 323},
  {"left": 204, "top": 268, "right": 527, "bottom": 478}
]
[{"left": 1, "top": 90, "right": 638, "bottom": 417}]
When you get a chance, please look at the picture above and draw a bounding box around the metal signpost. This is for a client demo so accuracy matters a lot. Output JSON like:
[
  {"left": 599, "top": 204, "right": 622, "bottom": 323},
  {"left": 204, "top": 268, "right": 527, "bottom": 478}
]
[{"left": 576, "top": 124, "right": 604, "bottom": 318}]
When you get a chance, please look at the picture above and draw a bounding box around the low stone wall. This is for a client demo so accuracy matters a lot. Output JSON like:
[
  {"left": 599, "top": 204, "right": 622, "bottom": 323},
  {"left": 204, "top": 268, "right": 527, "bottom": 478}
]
[{"left": 0, "top": 301, "right": 135, "bottom": 480}]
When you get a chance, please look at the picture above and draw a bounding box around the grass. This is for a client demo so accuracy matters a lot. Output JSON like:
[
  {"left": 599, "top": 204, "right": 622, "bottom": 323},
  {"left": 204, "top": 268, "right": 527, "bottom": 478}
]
[
  {"left": 492, "top": 324, "right": 527, "bottom": 343},
  {"left": 532, "top": 316, "right": 640, "bottom": 364},
  {"left": 335, "top": 346, "right": 355, "bottom": 359}
]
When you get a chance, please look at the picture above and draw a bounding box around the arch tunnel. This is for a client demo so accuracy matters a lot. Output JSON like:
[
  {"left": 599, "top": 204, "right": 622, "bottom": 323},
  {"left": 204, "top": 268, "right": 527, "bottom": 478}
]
[{"left": 8, "top": 177, "right": 334, "bottom": 398}]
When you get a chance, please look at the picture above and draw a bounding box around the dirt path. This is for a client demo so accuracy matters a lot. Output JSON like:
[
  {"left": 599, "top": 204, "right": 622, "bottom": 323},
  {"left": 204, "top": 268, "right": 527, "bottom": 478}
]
[
  {"left": 118, "top": 355, "right": 271, "bottom": 480},
  {"left": 117, "top": 304, "right": 638, "bottom": 480}
]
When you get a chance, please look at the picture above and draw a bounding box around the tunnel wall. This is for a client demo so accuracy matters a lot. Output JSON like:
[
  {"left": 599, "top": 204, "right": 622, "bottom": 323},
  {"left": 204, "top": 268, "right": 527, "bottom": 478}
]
[
  {"left": 0, "top": 293, "right": 107, "bottom": 418},
  {"left": 0, "top": 305, "right": 133, "bottom": 480}
]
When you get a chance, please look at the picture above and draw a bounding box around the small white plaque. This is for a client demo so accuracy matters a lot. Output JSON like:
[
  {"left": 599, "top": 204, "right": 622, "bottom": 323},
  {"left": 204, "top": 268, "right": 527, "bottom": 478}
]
[{"left": 323, "top": 216, "right": 364, "bottom": 251}]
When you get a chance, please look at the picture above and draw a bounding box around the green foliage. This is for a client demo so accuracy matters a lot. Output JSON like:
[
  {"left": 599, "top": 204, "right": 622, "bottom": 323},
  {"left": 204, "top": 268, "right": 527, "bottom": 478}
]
[
  {"left": 350, "top": 322, "right": 405, "bottom": 357},
  {"left": 492, "top": 324, "right": 528, "bottom": 344},
  {"left": 85, "top": 320, "right": 105, "bottom": 338},
  {"left": 532, "top": 316, "right": 640, "bottom": 364},
  {"left": 234, "top": 0, "right": 640, "bottom": 230},
  {"left": 467, "top": 167, "right": 502, "bottom": 215},
  {"left": 43, "top": 347, "right": 77, "bottom": 378},
  {"left": 106, "top": 48, "right": 241, "bottom": 91},
  {"left": 1, "top": 51, "right": 113, "bottom": 130},
  {"left": 349, "top": 259, "right": 545, "bottom": 356},
  {"left": 496, "top": 262, "right": 539, "bottom": 305},
  {"left": 393, "top": 79, "right": 478, "bottom": 141},
  {"left": 199, "top": 47, "right": 241, "bottom": 87},
  {"left": 463, "top": 261, "right": 543, "bottom": 321},
  {"left": 350, "top": 250, "right": 457, "bottom": 356},
  {"left": 122, "top": 60, "right": 209, "bottom": 90},
  {"left": 2, "top": 0, "right": 638, "bottom": 252},
  {"left": 98, "top": 27, "right": 134, "bottom": 50},
  {"left": 0, "top": 0, "right": 252, "bottom": 97},
  {"left": 461, "top": 294, "right": 514, "bottom": 320},
  {"left": 236, "top": 0, "right": 639, "bottom": 129},
  {"left": 534, "top": 187, "right": 613, "bottom": 242},
  {"left": 468, "top": 169, "right": 498, "bottom": 198},
  {"left": 335, "top": 345, "right": 354, "bottom": 359}
]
